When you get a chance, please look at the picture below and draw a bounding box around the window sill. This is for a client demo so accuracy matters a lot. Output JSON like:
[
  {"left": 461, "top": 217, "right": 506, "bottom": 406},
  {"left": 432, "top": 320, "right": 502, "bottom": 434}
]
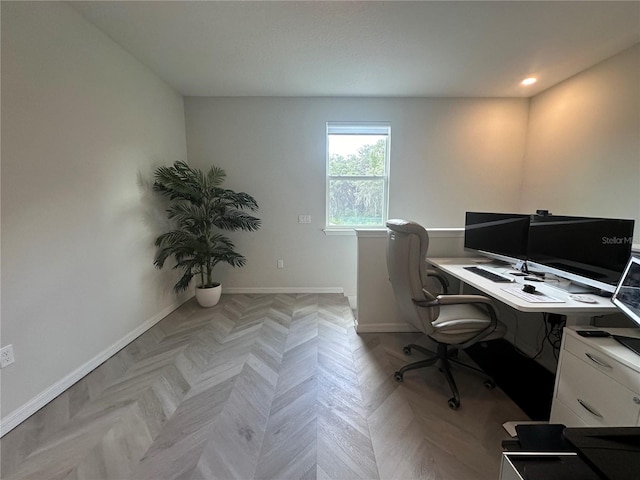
[{"left": 323, "top": 228, "right": 357, "bottom": 236}]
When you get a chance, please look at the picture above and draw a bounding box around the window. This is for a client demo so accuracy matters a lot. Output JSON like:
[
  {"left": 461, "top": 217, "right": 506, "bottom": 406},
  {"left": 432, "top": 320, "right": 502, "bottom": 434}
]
[{"left": 326, "top": 123, "right": 390, "bottom": 228}]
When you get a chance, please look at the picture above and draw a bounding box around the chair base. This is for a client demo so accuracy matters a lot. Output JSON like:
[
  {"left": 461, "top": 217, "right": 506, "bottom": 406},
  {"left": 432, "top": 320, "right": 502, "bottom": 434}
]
[{"left": 393, "top": 343, "right": 495, "bottom": 409}]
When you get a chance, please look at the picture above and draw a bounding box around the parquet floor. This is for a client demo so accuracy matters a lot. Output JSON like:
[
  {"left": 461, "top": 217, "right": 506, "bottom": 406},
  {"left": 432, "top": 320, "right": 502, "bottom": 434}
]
[{"left": 1, "top": 294, "right": 526, "bottom": 480}]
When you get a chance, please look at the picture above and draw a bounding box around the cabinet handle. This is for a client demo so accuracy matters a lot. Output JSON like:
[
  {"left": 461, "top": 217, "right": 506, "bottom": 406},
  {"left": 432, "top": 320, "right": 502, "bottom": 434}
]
[
  {"left": 585, "top": 352, "right": 612, "bottom": 369},
  {"left": 577, "top": 398, "right": 603, "bottom": 418}
]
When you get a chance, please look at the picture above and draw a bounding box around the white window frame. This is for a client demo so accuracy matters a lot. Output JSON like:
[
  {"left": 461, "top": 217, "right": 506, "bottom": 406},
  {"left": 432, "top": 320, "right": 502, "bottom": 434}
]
[{"left": 325, "top": 122, "right": 391, "bottom": 230}]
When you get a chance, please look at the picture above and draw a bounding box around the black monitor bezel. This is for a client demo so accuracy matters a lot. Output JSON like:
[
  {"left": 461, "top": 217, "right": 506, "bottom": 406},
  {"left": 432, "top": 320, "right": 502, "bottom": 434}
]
[{"left": 463, "top": 212, "right": 531, "bottom": 263}]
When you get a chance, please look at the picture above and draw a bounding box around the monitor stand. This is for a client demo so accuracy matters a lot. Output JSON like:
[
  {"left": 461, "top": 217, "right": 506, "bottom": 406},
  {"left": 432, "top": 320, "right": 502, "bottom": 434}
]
[{"left": 612, "top": 335, "right": 640, "bottom": 357}]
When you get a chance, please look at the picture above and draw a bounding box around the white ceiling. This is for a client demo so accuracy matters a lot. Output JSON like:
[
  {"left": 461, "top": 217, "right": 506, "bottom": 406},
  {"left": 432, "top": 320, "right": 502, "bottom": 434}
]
[{"left": 70, "top": 1, "right": 640, "bottom": 98}]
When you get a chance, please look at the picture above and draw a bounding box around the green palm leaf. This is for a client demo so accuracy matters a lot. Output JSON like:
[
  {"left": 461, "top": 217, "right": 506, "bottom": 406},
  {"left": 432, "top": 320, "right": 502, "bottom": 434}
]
[{"left": 153, "top": 161, "right": 260, "bottom": 293}]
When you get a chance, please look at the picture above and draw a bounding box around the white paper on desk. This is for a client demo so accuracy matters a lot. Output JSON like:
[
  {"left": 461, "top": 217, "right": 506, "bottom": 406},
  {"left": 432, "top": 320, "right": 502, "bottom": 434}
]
[{"left": 500, "top": 286, "right": 565, "bottom": 303}]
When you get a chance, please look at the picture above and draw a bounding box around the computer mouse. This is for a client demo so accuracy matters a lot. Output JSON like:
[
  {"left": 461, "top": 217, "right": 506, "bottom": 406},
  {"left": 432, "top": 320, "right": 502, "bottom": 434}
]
[{"left": 522, "top": 284, "right": 536, "bottom": 294}]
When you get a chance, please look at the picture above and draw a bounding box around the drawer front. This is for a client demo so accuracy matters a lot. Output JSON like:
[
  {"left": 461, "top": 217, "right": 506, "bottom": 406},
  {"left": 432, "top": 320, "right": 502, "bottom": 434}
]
[
  {"left": 556, "top": 351, "right": 640, "bottom": 426},
  {"left": 550, "top": 398, "right": 589, "bottom": 427},
  {"left": 564, "top": 333, "right": 640, "bottom": 393}
]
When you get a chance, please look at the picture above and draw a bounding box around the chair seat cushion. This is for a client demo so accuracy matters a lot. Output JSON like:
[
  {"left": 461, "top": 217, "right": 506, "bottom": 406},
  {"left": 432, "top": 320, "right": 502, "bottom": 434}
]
[{"left": 429, "top": 303, "right": 506, "bottom": 344}]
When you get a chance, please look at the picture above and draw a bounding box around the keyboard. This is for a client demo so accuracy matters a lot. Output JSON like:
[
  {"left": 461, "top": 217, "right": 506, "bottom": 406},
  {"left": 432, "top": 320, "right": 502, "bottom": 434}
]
[
  {"left": 463, "top": 266, "right": 513, "bottom": 283},
  {"left": 501, "top": 286, "right": 564, "bottom": 303}
]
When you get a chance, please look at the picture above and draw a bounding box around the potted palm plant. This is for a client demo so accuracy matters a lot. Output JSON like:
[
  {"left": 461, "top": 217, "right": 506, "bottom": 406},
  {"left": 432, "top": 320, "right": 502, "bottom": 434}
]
[{"left": 152, "top": 161, "right": 260, "bottom": 307}]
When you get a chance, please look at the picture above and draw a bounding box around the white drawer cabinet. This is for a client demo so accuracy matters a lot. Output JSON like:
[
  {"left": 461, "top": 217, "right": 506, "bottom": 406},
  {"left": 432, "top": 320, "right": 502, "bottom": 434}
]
[{"left": 550, "top": 327, "right": 640, "bottom": 427}]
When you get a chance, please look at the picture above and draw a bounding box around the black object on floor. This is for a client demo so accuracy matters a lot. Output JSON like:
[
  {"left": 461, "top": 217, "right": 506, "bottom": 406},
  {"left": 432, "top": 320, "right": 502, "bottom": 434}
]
[
  {"left": 466, "top": 339, "right": 554, "bottom": 420},
  {"left": 516, "top": 424, "right": 571, "bottom": 452}
]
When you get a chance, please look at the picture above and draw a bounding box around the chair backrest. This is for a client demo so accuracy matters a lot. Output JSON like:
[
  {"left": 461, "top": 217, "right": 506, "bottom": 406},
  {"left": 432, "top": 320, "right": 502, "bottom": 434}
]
[{"left": 386, "top": 219, "right": 439, "bottom": 334}]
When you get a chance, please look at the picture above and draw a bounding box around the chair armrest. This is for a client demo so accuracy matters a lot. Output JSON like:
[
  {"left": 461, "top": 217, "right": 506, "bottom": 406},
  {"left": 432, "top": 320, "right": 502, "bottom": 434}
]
[
  {"left": 433, "top": 294, "right": 492, "bottom": 306},
  {"left": 426, "top": 268, "right": 449, "bottom": 294},
  {"left": 414, "top": 292, "right": 492, "bottom": 307},
  {"left": 413, "top": 291, "right": 500, "bottom": 349}
]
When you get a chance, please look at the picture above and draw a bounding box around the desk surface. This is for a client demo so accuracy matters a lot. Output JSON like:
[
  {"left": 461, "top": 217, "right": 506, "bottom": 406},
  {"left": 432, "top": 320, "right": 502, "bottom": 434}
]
[{"left": 428, "top": 257, "right": 618, "bottom": 316}]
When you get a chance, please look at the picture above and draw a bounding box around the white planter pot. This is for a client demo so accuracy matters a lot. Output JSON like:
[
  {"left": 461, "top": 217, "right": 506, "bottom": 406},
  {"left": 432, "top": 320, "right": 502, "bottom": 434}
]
[{"left": 195, "top": 283, "right": 222, "bottom": 307}]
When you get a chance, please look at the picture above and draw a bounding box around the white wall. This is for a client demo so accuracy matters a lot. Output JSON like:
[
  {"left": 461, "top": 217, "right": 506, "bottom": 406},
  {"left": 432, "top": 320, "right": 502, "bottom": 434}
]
[
  {"left": 521, "top": 44, "right": 640, "bottom": 240},
  {"left": 1, "top": 2, "right": 188, "bottom": 424},
  {"left": 184, "top": 97, "right": 529, "bottom": 298}
]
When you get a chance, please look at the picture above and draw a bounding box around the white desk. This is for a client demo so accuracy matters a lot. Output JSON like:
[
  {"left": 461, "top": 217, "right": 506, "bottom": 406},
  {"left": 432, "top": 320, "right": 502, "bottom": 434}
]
[{"left": 428, "top": 257, "right": 619, "bottom": 325}]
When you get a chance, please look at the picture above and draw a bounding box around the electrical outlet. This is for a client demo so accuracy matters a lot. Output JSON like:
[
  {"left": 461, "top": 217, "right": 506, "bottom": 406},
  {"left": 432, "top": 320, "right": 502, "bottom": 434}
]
[
  {"left": 298, "top": 215, "right": 311, "bottom": 224},
  {"left": 277, "top": 259, "right": 284, "bottom": 269},
  {"left": 1, "top": 345, "right": 15, "bottom": 368}
]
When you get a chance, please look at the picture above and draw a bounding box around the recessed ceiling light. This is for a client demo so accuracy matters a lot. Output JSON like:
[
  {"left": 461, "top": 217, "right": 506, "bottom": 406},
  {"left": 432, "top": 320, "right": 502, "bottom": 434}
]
[{"left": 521, "top": 77, "right": 537, "bottom": 86}]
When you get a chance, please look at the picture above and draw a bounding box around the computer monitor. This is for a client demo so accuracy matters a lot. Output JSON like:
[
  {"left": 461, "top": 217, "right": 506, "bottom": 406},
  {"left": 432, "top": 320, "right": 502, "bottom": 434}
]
[
  {"left": 526, "top": 215, "right": 635, "bottom": 293},
  {"left": 611, "top": 256, "right": 640, "bottom": 356},
  {"left": 464, "top": 212, "right": 531, "bottom": 263}
]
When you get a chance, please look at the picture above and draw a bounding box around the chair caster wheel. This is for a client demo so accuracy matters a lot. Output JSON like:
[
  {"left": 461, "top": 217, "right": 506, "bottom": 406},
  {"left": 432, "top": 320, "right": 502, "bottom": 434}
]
[
  {"left": 448, "top": 398, "right": 460, "bottom": 410},
  {"left": 394, "top": 371, "right": 404, "bottom": 382},
  {"left": 403, "top": 346, "right": 412, "bottom": 355},
  {"left": 484, "top": 379, "right": 496, "bottom": 389}
]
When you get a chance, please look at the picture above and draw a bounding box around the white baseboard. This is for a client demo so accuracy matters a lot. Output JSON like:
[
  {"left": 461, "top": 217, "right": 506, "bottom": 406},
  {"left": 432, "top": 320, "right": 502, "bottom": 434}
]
[
  {"left": 0, "top": 298, "right": 189, "bottom": 437},
  {"left": 355, "top": 322, "right": 420, "bottom": 333},
  {"left": 223, "top": 287, "right": 344, "bottom": 294}
]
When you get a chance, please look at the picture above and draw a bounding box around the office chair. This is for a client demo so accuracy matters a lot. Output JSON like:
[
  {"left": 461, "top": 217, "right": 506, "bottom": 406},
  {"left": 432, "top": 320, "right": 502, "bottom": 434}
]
[{"left": 386, "top": 219, "right": 506, "bottom": 409}]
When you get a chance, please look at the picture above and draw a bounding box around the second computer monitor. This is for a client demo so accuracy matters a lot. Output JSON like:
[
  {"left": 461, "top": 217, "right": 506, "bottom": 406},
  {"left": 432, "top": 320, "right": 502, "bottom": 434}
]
[
  {"left": 464, "top": 212, "right": 531, "bottom": 262},
  {"left": 527, "top": 215, "right": 635, "bottom": 292}
]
